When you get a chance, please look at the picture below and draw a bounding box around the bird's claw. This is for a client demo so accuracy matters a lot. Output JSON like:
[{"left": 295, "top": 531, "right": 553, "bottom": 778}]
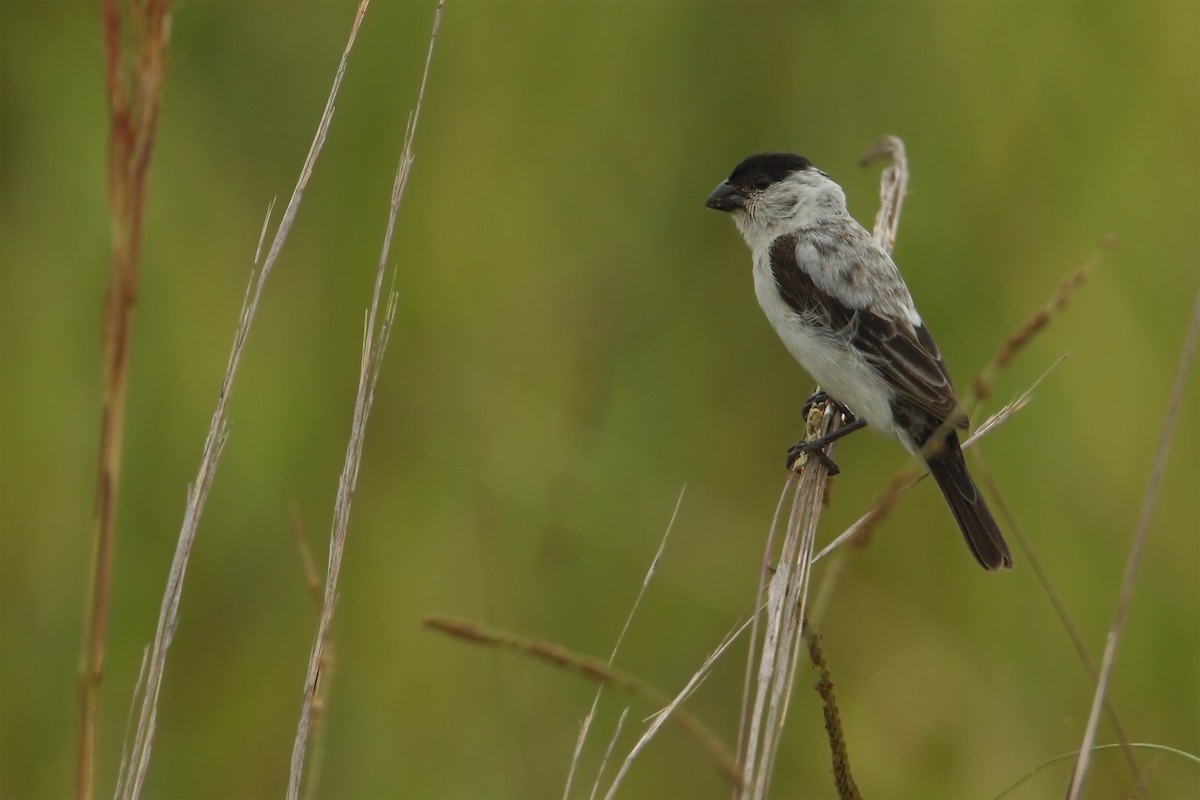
[
  {"left": 786, "top": 439, "right": 841, "bottom": 475},
  {"left": 802, "top": 390, "right": 856, "bottom": 423}
]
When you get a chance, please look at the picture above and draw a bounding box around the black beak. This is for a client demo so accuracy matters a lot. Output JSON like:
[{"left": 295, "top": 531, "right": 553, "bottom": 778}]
[{"left": 705, "top": 181, "right": 745, "bottom": 212}]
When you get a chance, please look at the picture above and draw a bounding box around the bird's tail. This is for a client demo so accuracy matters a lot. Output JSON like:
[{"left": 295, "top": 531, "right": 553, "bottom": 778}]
[{"left": 924, "top": 433, "right": 1012, "bottom": 571}]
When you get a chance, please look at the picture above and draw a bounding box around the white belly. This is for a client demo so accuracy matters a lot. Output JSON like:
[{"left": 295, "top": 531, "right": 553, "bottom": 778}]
[{"left": 752, "top": 256, "right": 899, "bottom": 440}]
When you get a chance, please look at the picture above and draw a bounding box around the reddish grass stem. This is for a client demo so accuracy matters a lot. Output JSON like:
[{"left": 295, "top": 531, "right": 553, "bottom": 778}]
[{"left": 77, "top": 1, "right": 169, "bottom": 797}]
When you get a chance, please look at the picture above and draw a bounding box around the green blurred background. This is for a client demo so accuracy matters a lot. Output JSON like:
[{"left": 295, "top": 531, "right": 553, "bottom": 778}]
[{"left": 2, "top": 2, "right": 1197, "bottom": 797}]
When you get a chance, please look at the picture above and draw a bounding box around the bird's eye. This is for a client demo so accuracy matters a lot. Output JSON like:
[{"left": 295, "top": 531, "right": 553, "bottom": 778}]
[{"left": 752, "top": 175, "right": 772, "bottom": 190}]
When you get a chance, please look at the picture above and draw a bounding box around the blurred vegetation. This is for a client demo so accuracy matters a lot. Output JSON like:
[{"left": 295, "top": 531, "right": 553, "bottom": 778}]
[{"left": 2, "top": 2, "right": 1197, "bottom": 798}]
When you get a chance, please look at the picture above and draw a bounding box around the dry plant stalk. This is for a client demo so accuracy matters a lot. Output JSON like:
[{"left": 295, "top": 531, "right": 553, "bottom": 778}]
[
  {"left": 800, "top": 233, "right": 1147, "bottom": 790},
  {"left": 77, "top": 2, "right": 170, "bottom": 798},
  {"left": 735, "top": 135, "right": 908, "bottom": 799},
  {"left": 590, "top": 707, "right": 630, "bottom": 800},
  {"left": 738, "top": 414, "right": 837, "bottom": 799},
  {"left": 285, "top": 3, "right": 444, "bottom": 795},
  {"left": 811, "top": 355, "right": 1060, "bottom": 566},
  {"left": 113, "top": 4, "right": 370, "bottom": 797},
  {"left": 1065, "top": 287, "right": 1200, "bottom": 800},
  {"left": 806, "top": 227, "right": 1108, "bottom": 569},
  {"left": 424, "top": 616, "right": 739, "bottom": 786},
  {"left": 423, "top": 489, "right": 740, "bottom": 795},
  {"left": 289, "top": 508, "right": 335, "bottom": 800},
  {"left": 804, "top": 629, "right": 859, "bottom": 800},
  {"left": 585, "top": 140, "right": 1113, "bottom": 798},
  {"left": 970, "top": 236, "right": 1112, "bottom": 406},
  {"left": 563, "top": 486, "right": 687, "bottom": 800},
  {"left": 600, "top": 617, "right": 752, "bottom": 799},
  {"left": 971, "top": 455, "right": 1144, "bottom": 792},
  {"left": 425, "top": 618, "right": 649, "bottom": 700},
  {"left": 996, "top": 743, "right": 1198, "bottom": 799},
  {"left": 291, "top": 505, "right": 324, "bottom": 607}
]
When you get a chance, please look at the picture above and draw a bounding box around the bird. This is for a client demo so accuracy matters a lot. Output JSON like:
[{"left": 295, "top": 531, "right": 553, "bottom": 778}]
[{"left": 705, "top": 152, "right": 1012, "bottom": 570}]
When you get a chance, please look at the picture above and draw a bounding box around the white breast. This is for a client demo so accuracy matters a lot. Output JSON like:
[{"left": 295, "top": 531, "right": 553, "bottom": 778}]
[{"left": 751, "top": 249, "right": 900, "bottom": 440}]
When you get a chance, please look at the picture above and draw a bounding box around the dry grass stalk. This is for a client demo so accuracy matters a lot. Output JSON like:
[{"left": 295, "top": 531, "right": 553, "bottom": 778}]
[
  {"left": 837, "top": 229, "right": 1105, "bottom": 559},
  {"left": 809, "top": 362, "right": 1052, "bottom": 571},
  {"left": 792, "top": 236, "right": 1132, "bottom": 791},
  {"left": 285, "top": 3, "right": 444, "bottom": 796},
  {"left": 734, "top": 473, "right": 796, "bottom": 775},
  {"left": 746, "top": 143, "right": 1101, "bottom": 793},
  {"left": 425, "top": 617, "right": 634, "bottom": 694},
  {"left": 564, "top": 487, "right": 687, "bottom": 800},
  {"left": 804, "top": 628, "right": 859, "bottom": 800},
  {"left": 588, "top": 707, "right": 630, "bottom": 800},
  {"left": 808, "top": 230, "right": 1107, "bottom": 579},
  {"left": 601, "top": 617, "right": 751, "bottom": 799},
  {"left": 77, "top": 2, "right": 170, "bottom": 797},
  {"left": 814, "top": 225, "right": 1104, "bottom": 563},
  {"left": 843, "top": 466, "right": 919, "bottom": 551},
  {"left": 1065, "top": 287, "right": 1200, "bottom": 800},
  {"left": 739, "top": 409, "right": 838, "bottom": 799},
  {"left": 970, "top": 236, "right": 1112, "bottom": 406},
  {"left": 428, "top": 489, "right": 730, "bottom": 795},
  {"left": 734, "top": 136, "right": 909, "bottom": 800},
  {"left": 290, "top": 505, "right": 324, "bottom": 607},
  {"left": 996, "top": 743, "right": 1198, "bottom": 799},
  {"left": 859, "top": 135, "right": 908, "bottom": 252},
  {"left": 113, "top": 3, "right": 369, "bottom": 796},
  {"left": 112, "top": 650, "right": 149, "bottom": 799},
  {"left": 423, "top": 616, "right": 739, "bottom": 786},
  {"left": 972, "top": 455, "right": 1143, "bottom": 791},
  {"left": 289, "top": 508, "right": 335, "bottom": 800}
]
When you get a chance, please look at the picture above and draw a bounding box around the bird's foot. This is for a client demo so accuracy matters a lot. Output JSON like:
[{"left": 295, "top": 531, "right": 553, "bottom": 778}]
[
  {"left": 802, "top": 390, "right": 857, "bottom": 423},
  {"left": 787, "top": 439, "right": 841, "bottom": 475},
  {"left": 784, "top": 418, "right": 869, "bottom": 475}
]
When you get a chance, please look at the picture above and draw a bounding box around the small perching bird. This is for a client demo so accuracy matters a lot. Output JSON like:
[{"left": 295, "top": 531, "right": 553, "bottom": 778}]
[{"left": 706, "top": 152, "right": 1012, "bottom": 571}]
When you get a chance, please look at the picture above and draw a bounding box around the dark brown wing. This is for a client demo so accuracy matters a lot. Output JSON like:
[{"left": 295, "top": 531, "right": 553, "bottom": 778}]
[
  {"left": 853, "top": 311, "right": 963, "bottom": 428},
  {"left": 768, "top": 234, "right": 964, "bottom": 430}
]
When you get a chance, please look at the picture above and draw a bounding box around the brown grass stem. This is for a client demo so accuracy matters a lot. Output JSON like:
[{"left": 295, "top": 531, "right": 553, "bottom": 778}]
[
  {"left": 970, "top": 237, "right": 1111, "bottom": 408},
  {"left": 290, "top": 505, "right": 323, "bottom": 609},
  {"left": 804, "top": 627, "right": 859, "bottom": 800},
  {"left": 77, "top": 2, "right": 169, "bottom": 797},
  {"left": 285, "top": 4, "right": 443, "bottom": 795},
  {"left": 1065, "top": 286, "right": 1200, "bottom": 800},
  {"left": 423, "top": 617, "right": 740, "bottom": 787},
  {"left": 113, "top": 3, "right": 368, "bottom": 796}
]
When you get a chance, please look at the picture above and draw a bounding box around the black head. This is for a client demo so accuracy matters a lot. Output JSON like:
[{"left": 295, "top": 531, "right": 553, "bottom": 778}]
[
  {"left": 706, "top": 153, "right": 815, "bottom": 212},
  {"left": 727, "top": 153, "right": 814, "bottom": 188}
]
